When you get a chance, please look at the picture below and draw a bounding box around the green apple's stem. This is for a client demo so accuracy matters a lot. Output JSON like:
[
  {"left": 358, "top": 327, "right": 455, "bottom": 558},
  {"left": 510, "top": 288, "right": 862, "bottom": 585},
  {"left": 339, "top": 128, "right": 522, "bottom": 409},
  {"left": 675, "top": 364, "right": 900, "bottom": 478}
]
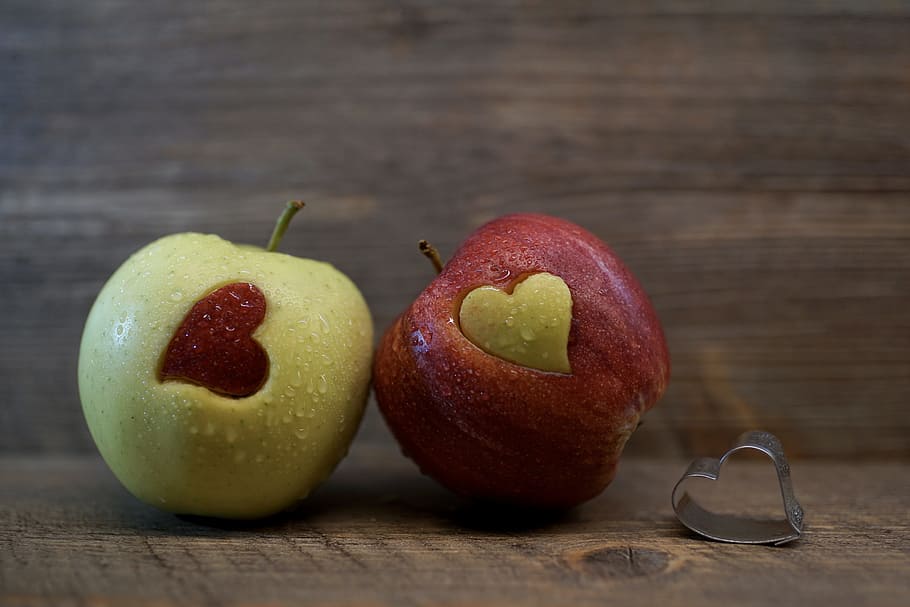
[
  {"left": 418, "top": 240, "right": 443, "bottom": 275},
  {"left": 266, "top": 201, "right": 305, "bottom": 252}
]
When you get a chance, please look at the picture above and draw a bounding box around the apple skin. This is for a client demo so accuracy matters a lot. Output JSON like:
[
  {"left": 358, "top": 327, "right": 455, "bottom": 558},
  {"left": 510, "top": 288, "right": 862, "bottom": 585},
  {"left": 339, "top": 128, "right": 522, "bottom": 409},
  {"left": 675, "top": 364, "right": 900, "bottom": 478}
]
[
  {"left": 373, "top": 214, "right": 669, "bottom": 508},
  {"left": 78, "top": 233, "right": 373, "bottom": 519}
]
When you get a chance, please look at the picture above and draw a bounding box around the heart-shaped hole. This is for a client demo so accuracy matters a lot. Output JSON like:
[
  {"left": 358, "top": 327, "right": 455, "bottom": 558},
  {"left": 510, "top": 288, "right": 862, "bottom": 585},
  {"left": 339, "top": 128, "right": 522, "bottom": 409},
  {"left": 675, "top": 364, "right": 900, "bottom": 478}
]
[
  {"left": 159, "top": 282, "right": 269, "bottom": 397},
  {"left": 457, "top": 272, "right": 572, "bottom": 373}
]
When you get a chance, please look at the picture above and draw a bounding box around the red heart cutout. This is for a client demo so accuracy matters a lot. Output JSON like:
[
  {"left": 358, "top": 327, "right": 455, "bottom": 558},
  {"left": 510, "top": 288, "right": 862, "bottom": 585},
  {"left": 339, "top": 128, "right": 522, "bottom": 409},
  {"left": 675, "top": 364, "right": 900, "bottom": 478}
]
[{"left": 159, "top": 282, "right": 269, "bottom": 397}]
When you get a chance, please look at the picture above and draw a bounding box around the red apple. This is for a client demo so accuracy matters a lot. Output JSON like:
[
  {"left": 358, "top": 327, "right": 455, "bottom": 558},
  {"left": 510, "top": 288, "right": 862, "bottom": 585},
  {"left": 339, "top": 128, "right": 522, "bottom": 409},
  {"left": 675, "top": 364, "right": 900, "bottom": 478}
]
[{"left": 373, "top": 213, "right": 670, "bottom": 508}]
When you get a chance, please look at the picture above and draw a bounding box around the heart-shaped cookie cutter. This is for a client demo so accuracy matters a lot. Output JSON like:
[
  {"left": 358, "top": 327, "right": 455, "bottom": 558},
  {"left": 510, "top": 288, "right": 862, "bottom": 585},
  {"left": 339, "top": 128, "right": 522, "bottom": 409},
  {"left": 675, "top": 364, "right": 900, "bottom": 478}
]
[{"left": 672, "top": 430, "right": 804, "bottom": 545}]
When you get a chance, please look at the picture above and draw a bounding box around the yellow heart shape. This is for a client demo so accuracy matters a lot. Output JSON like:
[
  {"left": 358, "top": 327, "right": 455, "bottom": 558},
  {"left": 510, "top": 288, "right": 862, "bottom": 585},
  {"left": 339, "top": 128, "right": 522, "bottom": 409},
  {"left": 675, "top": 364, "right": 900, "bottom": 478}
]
[{"left": 458, "top": 272, "right": 573, "bottom": 373}]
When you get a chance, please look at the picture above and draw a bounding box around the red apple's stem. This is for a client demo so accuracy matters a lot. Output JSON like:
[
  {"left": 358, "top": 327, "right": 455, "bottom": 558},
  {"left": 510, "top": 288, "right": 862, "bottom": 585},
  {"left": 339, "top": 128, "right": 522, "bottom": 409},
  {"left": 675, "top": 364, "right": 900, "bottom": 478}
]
[
  {"left": 266, "top": 201, "right": 305, "bottom": 252},
  {"left": 418, "top": 240, "right": 443, "bottom": 275}
]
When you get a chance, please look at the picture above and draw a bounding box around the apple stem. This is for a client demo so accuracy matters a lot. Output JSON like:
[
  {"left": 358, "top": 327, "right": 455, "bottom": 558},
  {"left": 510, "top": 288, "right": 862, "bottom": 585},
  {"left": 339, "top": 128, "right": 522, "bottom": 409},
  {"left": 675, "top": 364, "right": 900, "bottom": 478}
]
[
  {"left": 266, "top": 201, "right": 305, "bottom": 252},
  {"left": 418, "top": 240, "right": 443, "bottom": 275}
]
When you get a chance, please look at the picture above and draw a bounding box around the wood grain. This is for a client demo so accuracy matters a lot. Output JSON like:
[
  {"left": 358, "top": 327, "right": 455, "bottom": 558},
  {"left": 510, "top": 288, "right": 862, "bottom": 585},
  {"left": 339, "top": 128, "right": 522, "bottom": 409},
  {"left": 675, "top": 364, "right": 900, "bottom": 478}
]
[
  {"left": 1, "top": 446, "right": 908, "bottom": 606},
  {"left": 2, "top": 1, "right": 909, "bottom": 458}
]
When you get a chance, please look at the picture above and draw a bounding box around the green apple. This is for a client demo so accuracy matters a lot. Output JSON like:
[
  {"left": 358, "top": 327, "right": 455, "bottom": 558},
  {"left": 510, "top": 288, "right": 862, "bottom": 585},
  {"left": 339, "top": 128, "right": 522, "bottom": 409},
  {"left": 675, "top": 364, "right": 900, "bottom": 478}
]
[{"left": 78, "top": 202, "right": 373, "bottom": 519}]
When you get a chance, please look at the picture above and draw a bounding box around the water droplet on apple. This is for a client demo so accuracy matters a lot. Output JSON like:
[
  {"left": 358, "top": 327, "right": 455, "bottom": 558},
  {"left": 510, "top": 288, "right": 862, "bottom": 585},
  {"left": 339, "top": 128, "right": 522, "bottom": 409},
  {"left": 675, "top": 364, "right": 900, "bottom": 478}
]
[
  {"left": 504, "top": 317, "right": 514, "bottom": 327},
  {"left": 491, "top": 267, "right": 511, "bottom": 281},
  {"left": 520, "top": 326, "right": 536, "bottom": 341},
  {"left": 317, "top": 374, "right": 328, "bottom": 394},
  {"left": 204, "top": 422, "right": 216, "bottom": 436},
  {"left": 318, "top": 314, "right": 330, "bottom": 333},
  {"left": 170, "top": 291, "right": 183, "bottom": 302},
  {"left": 295, "top": 428, "right": 308, "bottom": 440}
]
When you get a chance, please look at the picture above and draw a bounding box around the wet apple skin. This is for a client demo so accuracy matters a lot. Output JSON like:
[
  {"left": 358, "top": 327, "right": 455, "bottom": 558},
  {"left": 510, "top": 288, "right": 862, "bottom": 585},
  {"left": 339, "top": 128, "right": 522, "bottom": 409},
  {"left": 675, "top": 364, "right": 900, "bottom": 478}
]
[
  {"left": 374, "top": 214, "right": 670, "bottom": 508},
  {"left": 159, "top": 282, "right": 269, "bottom": 398},
  {"left": 78, "top": 233, "right": 373, "bottom": 519}
]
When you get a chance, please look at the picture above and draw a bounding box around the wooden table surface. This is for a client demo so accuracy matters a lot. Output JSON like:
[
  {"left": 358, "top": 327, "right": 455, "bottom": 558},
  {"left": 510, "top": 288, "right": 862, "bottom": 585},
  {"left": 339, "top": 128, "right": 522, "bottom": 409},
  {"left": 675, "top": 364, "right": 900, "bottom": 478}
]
[
  {"left": 2, "top": 445, "right": 908, "bottom": 606},
  {"left": 3, "top": 1, "right": 910, "bottom": 605}
]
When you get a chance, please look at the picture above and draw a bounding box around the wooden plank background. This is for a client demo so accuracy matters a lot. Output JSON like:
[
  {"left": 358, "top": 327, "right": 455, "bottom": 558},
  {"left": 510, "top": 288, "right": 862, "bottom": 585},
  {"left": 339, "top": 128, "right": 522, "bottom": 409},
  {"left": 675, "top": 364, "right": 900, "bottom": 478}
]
[{"left": 2, "top": 0, "right": 909, "bottom": 460}]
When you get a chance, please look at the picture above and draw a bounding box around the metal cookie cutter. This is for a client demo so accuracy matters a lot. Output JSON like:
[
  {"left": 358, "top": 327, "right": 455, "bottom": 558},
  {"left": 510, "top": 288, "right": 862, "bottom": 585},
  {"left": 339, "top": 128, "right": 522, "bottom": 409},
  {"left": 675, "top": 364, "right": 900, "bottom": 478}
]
[{"left": 672, "top": 430, "right": 804, "bottom": 545}]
